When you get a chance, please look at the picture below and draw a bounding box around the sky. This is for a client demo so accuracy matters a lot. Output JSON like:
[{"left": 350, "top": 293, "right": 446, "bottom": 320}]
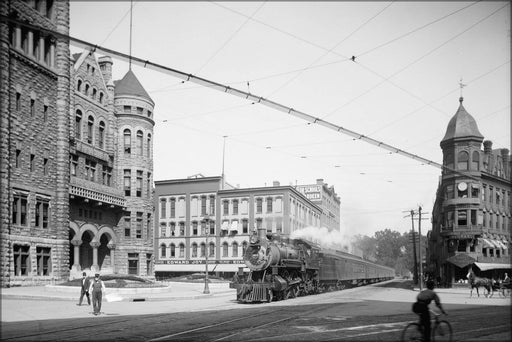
[{"left": 69, "top": 1, "right": 510, "bottom": 238}]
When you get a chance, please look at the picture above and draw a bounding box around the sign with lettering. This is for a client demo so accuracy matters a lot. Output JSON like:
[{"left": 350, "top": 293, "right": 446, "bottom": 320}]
[
  {"left": 155, "top": 259, "right": 245, "bottom": 265},
  {"left": 296, "top": 185, "right": 321, "bottom": 201}
]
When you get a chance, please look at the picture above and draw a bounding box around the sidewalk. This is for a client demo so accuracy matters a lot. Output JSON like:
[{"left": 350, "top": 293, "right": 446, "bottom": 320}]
[{"left": 0, "top": 281, "right": 235, "bottom": 302}]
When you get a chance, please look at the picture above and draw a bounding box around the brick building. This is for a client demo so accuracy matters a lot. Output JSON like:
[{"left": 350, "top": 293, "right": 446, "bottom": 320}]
[
  {"left": 427, "top": 97, "right": 511, "bottom": 286},
  {"left": 153, "top": 176, "right": 322, "bottom": 278},
  {"left": 296, "top": 178, "right": 340, "bottom": 232},
  {"left": 1, "top": 0, "right": 155, "bottom": 286}
]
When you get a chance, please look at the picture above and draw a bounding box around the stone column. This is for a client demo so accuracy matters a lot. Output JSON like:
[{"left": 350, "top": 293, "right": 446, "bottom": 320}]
[
  {"left": 15, "top": 26, "right": 21, "bottom": 50},
  {"left": 90, "top": 241, "right": 100, "bottom": 272},
  {"left": 27, "top": 31, "right": 33, "bottom": 57},
  {"left": 39, "top": 37, "right": 45, "bottom": 63},
  {"left": 107, "top": 243, "right": 116, "bottom": 274},
  {"left": 70, "top": 239, "right": 82, "bottom": 271}
]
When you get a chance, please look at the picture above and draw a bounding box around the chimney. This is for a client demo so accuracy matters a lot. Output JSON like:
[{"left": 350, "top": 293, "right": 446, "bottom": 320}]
[
  {"left": 501, "top": 148, "right": 509, "bottom": 176},
  {"left": 273, "top": 181, "right": 280, "bottom": 187},
  {"left": 98, "top": 56, "right": 113, "bottom": 84},
  {"left": 316, "top": 178, "right": 324, "bottom": 185},
  {"left": 483, "top": 140, "right": 493, "bottom": 154}
]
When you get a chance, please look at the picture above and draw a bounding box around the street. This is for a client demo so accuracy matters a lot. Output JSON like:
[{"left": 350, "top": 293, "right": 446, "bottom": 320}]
[{"left": 1, "top": 281, "right": 510, "bottom": 341}]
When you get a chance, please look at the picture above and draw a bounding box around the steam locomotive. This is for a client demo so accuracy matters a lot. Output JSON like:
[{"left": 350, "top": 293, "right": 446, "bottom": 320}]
[{"left": 230, "top": 228, "right": 394, "bottom": 303}]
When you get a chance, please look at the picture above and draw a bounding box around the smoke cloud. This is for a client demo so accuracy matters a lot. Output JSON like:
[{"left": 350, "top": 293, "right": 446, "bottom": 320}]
[{"left": 290, "top": 226, "right": 350, "bottom": 251}]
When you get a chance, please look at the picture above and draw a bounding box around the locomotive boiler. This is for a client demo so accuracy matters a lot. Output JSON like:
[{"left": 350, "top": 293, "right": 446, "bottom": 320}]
[{"left": 230, "top": 227, "right": 394, "bottom": 303}]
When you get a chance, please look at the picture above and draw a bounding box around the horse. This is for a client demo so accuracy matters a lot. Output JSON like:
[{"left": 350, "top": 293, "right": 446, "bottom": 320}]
[{"left": 467, "top": 270, "right": 493, "bottom": 298}]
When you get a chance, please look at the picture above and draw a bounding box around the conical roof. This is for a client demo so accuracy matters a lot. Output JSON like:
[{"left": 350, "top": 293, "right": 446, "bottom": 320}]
[
  {"left": 441, "top": 97, "right": 483, "bottom": 144},
  {"left": 114, "top": 69, "right": 153, "bottom": 103}
]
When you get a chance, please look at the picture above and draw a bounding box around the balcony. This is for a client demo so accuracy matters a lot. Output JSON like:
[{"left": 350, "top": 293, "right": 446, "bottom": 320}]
[
  {"left": 70, "top": 176, "right": 125, "bottom": 208},
  {"left": 75, "top": 140, "right": 112, "bottom": 162}
]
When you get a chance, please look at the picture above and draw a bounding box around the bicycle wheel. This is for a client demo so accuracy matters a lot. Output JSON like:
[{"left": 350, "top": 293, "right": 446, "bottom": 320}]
[
  {"left": 433, "top": 320, "right": 452, "bottom": 342},
  {"left": 401, "top": 323, "right": 423, "bottom": 342}
]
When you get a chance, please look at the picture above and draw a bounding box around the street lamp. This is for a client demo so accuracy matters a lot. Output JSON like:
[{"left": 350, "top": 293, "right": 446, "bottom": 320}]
[{"left": 203, "top": 214, "right": 210, "bottom": 294}]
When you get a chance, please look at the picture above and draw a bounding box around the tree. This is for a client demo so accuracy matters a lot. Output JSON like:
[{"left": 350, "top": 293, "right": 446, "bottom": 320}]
[
  {"left": 374, "top": 229, "right": 405, "bottom": 269},
  {"left": 351, "top": 234, "right": 377, "bottom": 261}
]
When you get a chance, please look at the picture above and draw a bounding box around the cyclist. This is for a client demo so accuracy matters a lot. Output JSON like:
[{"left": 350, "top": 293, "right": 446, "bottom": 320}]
[{"left": 412, "top": 279, "right": 447, "bottom": 342}]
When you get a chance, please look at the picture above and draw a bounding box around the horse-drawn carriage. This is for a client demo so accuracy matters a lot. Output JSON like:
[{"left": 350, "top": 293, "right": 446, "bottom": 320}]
[{"left": 467, "top": 269, "right": 511, "bottom": 298}]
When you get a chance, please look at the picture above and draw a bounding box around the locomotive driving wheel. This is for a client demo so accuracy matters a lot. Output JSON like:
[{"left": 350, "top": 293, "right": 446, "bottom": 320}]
[{"left": 267, "top": 289, "right": 273, "bottom": 303}]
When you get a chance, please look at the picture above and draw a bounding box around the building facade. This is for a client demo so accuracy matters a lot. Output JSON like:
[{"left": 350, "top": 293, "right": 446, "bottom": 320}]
[
  {"left": 1, "top": 0, "right": 156, "bottom": 286},
  {"left": 295, "top": 178, "right": 340, "bottom": 231},
  {"left": 427, "top": 97, "right": 511, "bottom": 286},
  {"left": 153, "top": 177, "right": 322, "bottom": 278}
]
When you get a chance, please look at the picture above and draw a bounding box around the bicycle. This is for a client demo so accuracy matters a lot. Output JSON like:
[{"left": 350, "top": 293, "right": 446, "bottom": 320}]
[{"left": 401, "top": 310, "right": 452, "bottom": 342}]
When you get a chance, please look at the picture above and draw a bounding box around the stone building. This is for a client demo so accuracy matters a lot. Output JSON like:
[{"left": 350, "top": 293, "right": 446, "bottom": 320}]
[
  {"left": 153, "top": 176, "right": 322, "bottom": 278},
  {"left": 427, "top": 97, "right": 511, "bottom": 286},
  {"left": 1, "top": 0, "right": 155, "bottom": 286},
  {"left": 295, "top": 178, "right": 340, "bottom": 232}
]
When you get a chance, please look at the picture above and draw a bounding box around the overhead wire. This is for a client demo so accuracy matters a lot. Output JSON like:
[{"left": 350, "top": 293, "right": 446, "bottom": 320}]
[{"left": 98, "top": 1, "right": 140, "bottom": 46}]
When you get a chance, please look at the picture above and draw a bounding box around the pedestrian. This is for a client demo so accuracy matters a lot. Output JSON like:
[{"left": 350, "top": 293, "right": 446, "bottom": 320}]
[
  {"left": 88, "top": 273, "right": 106, "bottom": 315},
  {"left": 77, "top": 272, "right": 91, "bottom": 306}
]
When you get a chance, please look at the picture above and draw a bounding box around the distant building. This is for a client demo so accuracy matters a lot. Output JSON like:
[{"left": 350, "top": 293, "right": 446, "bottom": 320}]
[
  {"left": 1, "top": 0, "right": 156, "bottom": 286},
  {"left": 153, "top": 177, "right": 322, "bottom": 277},
  {"left": 295, "top": 178, "right": 340, "bottom": 232},
  {"left": 427, "top": 97, "right": 511, "bottom": 286}
]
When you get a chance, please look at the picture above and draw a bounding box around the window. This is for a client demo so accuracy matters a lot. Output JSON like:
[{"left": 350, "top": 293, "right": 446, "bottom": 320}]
[
  {"left": 209, "top": 221, "right": 215, "bottom": 235},
  {"left": 136, "top": 170, "right": 143, "bottom": 197},
  {"left": 124, "top": 105, "right": 131, "bottom": 113},
  {"left": 30, "top": 98, "right": 35, "bottom": 117},
  {"left": 70, "top": 155, "right": 78, "bottom": 176},
  {"left": 87, "top": 115, "right": 94, "bottom": 144},
  {"left": 128, "top": 253, "right": 139, "bottom": 275},
  {"left": 35, "top": 198, "right": 50, "bottom": 228},
  {"left": 147, "top": 172, "right": 151, "bottom": 197},
  {"left": 242, "top": 220, "right": 248, "bottom": 234},
  {"left": 160, "top": 223, "right": 166, "bottom": 237},
  {"left": 75, "top": 110, "right": 82, "bottom": 140},
  {"left": 43, "top": 105, "right": 48, "bottom": 122},
  {"left": 12, "top": 193, "right": 28, "bottom": 226},
  {"left": 192, "top": 221, "right": 198, "bottom": 235},
  {"left": 472, "top": 151, "right": 479, "bottom": 170},
  {"left": 209, "top": 195, "right": 215, "bottom": 215},
  {"left": 136, "top": 212, "right": 143, "bottom": 238},
  {"left": 16, "top": 149, "right": 21, "bottom": 168},
  {"left": 92, "top": 88, "right": 97, "bottom": 100},
  {"left": 471, "top": 184, "right": 479, "bottom": 198},
  {"left": 170, "top": 198, "right": 176, "bottom": 218},
  {"left": 170, "top": 222, "right": 176, "bottom": 236},
  {"left": 43, "top": 158, "right": 48, "bottom": 175},
  {"left": 232, "top": 242, "right": 238, "bottom": 257},
  {"left": 192, "top": 243, "right": 198, "bottom": 258},
  {"left": 160, "top": 244, "right": 166, "bottom": 258},
  {"left": 46, "top": 0, "right": 54, "bottom": 19},
  {"left": 98, "top": 121, "right": 105, "bottom": 149},
  {"left": 201, "top": 196, "right": 207, "bottom": 215},
  {"left": 209, "top": 243, "right": 215, "bottom": 257},
  {"left": 124, "top": 214, "right": 131, "bottom": 237},
  {"left": 179, "top": 244, "right": 185, "bottom": 258},
  {"left": 137, "top": 107, "right": 143, "bottom": 114},
  {"left": 84, "top": 84, "right": 89, "bottom": 96},
  {"left": 13, "top": 244, "right": 30, "bottom": 276},
  {"left": 457, "top": 210, "right": 467, "bottom": 226},
  {"left": 470, "top": 210, "right": 477, "bottom": 226},
  {"left": 223, "top": 243, "right": 229, "bottom": 257},
  {"left": 77, "top": 79, "right": 82, "bottom": 92},
  {"left": 36, "top": 247, "right": 51, "bottom": 276},
  {"left": 446, "top": 185, "right": 454, "bottom": 199},
  {"left": 124, "top": 169, "right": 131, "bottom": 196},
  {"left": 233, "top": 200, "right": 239, "bottom": 215},
  {"left": 136, "top": 130, "right": 143, "bottom": 155},
  {"left": 85, "top": 159, "right": 96, "bottom": 182},
  {"left": 223, "top": 200, "right": 229, "bottom": 215},
  {"left": 457, "top": 240, "right": 467, "bottom": 252},
  {"left": 179, "top": 222, "right": 185, "bottom": 236},
  {"left": 266, "top": 198, "right": 273, "bottom": 213},
  {"left": 200, "top": 243, "right": 205, "bottom": 257},
  {"left": 160, "top": 199, "right": 166, "bottom": 218},
  {"left": 256, "top": 198, "right": 262, "bottom": 214},
  {"left": 147, "top": 134, "right": 151, "bottom": 156},
  {"left": 457, "top": 151, "right": 469, "bottom": 170},
  {"left": 147, "top": 110, "right": 152, "bottom": 118},
  {"left": 16, "top": 92, "right": 21, "bottom": 111},
  {"left": 30, "top": 154, "right": 35, "bottom": 172},
  {"left": 170, "top": 244, "right": 175, "bottom": 258},
  {"left": 102, "top": 165, "right": 112, "bottom": 186},
  {"left": 124, "top": 129, "right": 131, "bottom": 154}
]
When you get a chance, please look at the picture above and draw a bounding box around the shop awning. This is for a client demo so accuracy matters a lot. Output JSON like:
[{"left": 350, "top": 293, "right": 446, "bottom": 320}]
[
  {"left": 446, "top": 253, "right": 476, "bottom": 268},
  {"left": 479, "top": 238, "right": 494, "bottom": 248},
  {"left": 495, "top": 240, "right": 508, "bottom": 250},
  {"left": 474, "top": 262, "right": 512, "bottom": 271}
]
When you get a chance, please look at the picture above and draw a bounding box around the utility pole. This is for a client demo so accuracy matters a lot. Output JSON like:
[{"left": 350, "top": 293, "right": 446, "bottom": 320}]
[
  {"left": 410, "top": 210, "right": 419, "bottom": 286},
  {"left": 418, "top": 206, "right": 423, "bottom": 291}
]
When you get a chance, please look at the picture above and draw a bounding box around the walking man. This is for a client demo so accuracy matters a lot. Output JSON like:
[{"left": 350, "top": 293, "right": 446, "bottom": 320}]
[
  {"left": 77, "top": 272, "right": 91, "bottom": 306},
  {"left": 88, "top": 273, "right": 106, "bottom": 315}
]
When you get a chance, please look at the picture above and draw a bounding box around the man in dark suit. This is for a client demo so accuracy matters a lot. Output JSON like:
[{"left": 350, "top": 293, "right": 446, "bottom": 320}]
[{"left": 77, "top": 272, "right": 91, "bottom": 306}]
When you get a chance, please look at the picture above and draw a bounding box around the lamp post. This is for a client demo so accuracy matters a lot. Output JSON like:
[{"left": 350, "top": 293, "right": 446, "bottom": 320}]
[{"left": 203, "top": 214, "right": 210, "bottom": 294}]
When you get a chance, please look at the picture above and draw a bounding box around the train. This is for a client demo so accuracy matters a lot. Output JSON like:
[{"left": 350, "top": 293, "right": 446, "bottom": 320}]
[{"left": 230, "top": 228, "right": 395, "bottom": 303}]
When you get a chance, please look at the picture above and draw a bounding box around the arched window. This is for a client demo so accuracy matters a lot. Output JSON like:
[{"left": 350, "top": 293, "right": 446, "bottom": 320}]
[
  {"left": 179, "top": 243, "right": 185, "bottom": 258},
  {"left": 84, "top": 83, "right": 90, "bottom": 96},
  {"left": 77, "top": 79, "right": 82, "bottom": 92},
  {"left": 75, "top": 110, "right": 82, "bottom": 140},
  {"left": 98, "top": 121, "right": 105, "bottom": 149},
  {"left": 209, "top": 242, "right": 215, "bottom": 257},
  {"left": 472, "top": 151, "right": 480, "bottom": 170},
  {"left": 136, "top": 130, "right": 143, "bottom": 155},
  {"left": 232, "top": 242, "right": 238, "bottom": 257},
  {"left": 99, "top": 92, "right": 104, "bottom": 104},
  {"left": 87, "top": 115, "right": 94, "bottom": 144},
  {"left": 170, "top": 244, "right": 176, "bottom": 258},
  {"left": 242, "top": 242, "right": 248, "bottom": 255},
  {"left": 444, "top": 151, "right": 454, "bottom": 170},
  {"left": 222, "top": 242, "right": 229, "bottom": 257},
  {"left": 458, "top": 151, "right": 469, "bottom": 170},
  {"left": 200, "top": 243, "right": 206, "bottom": 257},
  {"left": 160, "top": 244, "right": 166, "bottom": 258},
  {"left": 92, "top": 88, "right": 97, "bottom": 100},
  {"left": 192, "top": 243, "right": 198, "bottom": 258},
  {"left": 124, "top": 129, "right": 131, "bottom": 154},
  {"left": 147, "top": 134, "right": 151, "bottom": 157}
]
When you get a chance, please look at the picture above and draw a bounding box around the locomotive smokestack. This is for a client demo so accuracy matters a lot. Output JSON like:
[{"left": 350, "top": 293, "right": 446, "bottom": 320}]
[{"left": 258, "top": 226, "right": 267, "bottom": 240}]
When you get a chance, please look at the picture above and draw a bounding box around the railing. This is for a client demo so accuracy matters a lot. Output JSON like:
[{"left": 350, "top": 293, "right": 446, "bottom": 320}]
[{"left": 70, "top": 177, "right": 125, "bottom": 207}]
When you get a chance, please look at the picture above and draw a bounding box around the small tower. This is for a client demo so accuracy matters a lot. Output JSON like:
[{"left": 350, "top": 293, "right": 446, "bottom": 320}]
[{"left": 114, "top": 70, "right": 155, "bottom": 275}]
